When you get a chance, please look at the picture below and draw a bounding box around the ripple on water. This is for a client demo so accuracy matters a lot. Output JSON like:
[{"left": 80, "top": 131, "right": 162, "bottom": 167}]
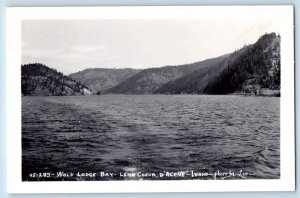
[{"left": 22, "top": 95, "right": 280, "bottom": 181}]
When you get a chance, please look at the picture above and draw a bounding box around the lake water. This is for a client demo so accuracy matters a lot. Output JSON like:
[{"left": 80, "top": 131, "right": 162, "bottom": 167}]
[{"left": 22, "top": 95, "right": 280, "bottom": 181}]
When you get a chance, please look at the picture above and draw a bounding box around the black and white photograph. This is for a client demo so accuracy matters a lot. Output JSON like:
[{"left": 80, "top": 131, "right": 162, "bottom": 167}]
[{"left": 6, "top": 6, "right": 295, "bottom": 193}]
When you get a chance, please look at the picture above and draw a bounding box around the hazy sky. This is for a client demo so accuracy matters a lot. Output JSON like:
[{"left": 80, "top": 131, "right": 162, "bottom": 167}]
[{"left": 22, "top": 20, "right": 279, "bottom": 75}]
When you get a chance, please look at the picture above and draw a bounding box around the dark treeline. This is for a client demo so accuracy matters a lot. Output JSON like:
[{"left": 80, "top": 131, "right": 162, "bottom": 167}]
[{"left": 203, "top": 33, "right": 280, "bottom": 94}]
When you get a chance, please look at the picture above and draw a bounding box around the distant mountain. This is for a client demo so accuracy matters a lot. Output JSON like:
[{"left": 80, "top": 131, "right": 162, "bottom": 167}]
[
  {"left": 22, "top": 63, "right": 92, "bottom": 96},
  {"left": 69, "top": 68, "right": 141, "bottom": 94},
  {"left": 204, "top": 33, "right": 280, "bottom": 95},
  {"left": 106, "top": 55, "right": 229, "bottom": 94}
]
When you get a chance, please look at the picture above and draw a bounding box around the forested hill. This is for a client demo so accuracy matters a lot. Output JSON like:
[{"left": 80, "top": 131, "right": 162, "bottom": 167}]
[
  {"left": 22, "top": 63, "right": 92, "bottom": 96},
  {"left": 69, "top": 68, "right": 141, "bottom": 94},
  {"left": 155, "top": 33, "right": 280, "bottom": 95},
  {"left": 155, "top": 48, "right": 247, "bottom": 94},
  {"left": 203, "top": 33, "right": 280, "bottom": 95},
  {"left": 105, "top": 54, "right": 229, "bottom": 94},
  {"left": 106, "top": 33, "right": 279, "bottom": 95}
]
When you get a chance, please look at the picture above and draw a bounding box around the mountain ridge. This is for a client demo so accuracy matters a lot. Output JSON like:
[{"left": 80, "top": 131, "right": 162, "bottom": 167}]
[
  {"left": 106, "top": 32, "right": 280, "bottom": 96},
  {"left": 105, "top": 54, "right": 230, "bottom": 94},
  {"left": 155, "top": 49, "right": 247, "bottom": 94},
  {"left": 22, "top": 32, "right": 280, "bottom": 97}
]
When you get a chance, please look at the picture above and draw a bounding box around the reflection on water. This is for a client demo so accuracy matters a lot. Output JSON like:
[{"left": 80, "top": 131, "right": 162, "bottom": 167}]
[{"left": 22, "top": 95, "right": 280, "bottom": 181}]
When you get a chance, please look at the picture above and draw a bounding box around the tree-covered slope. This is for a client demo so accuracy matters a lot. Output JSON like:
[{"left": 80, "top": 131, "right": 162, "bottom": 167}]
[
  {"left": 155, "top": 51, "right": 242, "bottom": 94},
  {"left": 105, "top": 55, "right": 229, "bottom": 94},
  {"left": 156, "top": 33, "right": 280, "bottom": 95},
  {"left": 203, "top": 33, "right": 280, "bottom": 95},
  {"left": 22, "top": 63, "right": 92, "bottom": 96}
]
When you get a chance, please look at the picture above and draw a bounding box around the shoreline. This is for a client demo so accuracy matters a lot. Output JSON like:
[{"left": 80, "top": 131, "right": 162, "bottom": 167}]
[{"left": 22, "top": 93, "right": 281, "bottom": 97}]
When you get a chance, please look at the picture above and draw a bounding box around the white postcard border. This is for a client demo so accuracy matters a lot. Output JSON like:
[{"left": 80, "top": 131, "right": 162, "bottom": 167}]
[{"left": 6, "top": 6, "right": 295, "bottom": 193}]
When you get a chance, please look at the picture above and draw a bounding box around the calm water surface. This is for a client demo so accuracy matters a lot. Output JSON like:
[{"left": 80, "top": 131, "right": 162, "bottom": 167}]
[{"left": 22, "top": 95, "right": 280, "bottom": 181}]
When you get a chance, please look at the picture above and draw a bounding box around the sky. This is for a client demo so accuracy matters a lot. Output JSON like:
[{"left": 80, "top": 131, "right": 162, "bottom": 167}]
[{"left": 22, "top": 19, "right": 280, "bottom": 75}]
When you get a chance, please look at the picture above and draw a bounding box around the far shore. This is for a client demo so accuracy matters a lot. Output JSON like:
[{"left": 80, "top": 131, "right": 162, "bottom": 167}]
[{"left": 22, "top": 92, "right": 281, "bottom": 97}]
